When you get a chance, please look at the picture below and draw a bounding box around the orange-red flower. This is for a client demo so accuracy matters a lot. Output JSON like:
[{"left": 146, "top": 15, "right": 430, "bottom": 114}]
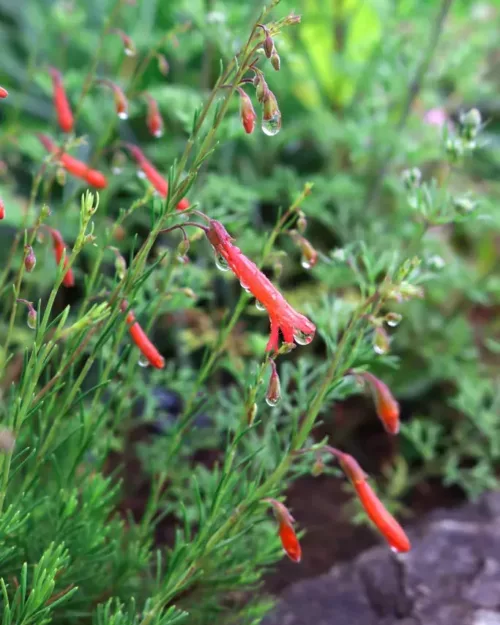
[
  {"left": 37, "top": 133, "right": 108, "bottom": 189},
  {"left": 121, "top": 302, "right": 165, "bottom": 369},
  {"left": 145, "top": 94, "right": 164, "bottom": 138},
  {"left": 0, "top": 198, "right": 4, "bottom": 220},
  {"left": 357, "top": 371, "right": 400, "bottom": 434},
  {"left": 97, "top": 79, "right": 128, "bottom": 119},
  {"left": 47, "top": 226, "right": 74, "bottom": 287},
  {"left": 0, "top": 87, "right": 8, "bottom": 98},
  {"left": 327, "top": 447, "right": 410, "bottom": 553},
  {"left": 123, "top": 143, "right": 189, "bottom": 210},
  {"left": 49, "top": 67, "right": 74, "bottom": 133},
  {"left": 264, "top": 498, "right": 302, "bottom": 563},
  {"left": 206, "top": 219, "right": 316, "bottom": 352}
]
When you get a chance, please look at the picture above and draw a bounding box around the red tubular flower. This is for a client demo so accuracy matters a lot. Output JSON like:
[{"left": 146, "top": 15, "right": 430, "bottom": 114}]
[
  {"left": 0, "top": 87, "right": 8, "bottom": 99},
  {"left": 49, "top": 67, "right": 74, "bottom": 133},
  {"left": 357, "top": 371, "right": 400, "bottom": 435},
  {"left": 264, "top": 498, "right": 302, "bottom": 563},
  {"left": 206, "top": 220, "right": 316, "bottom": 352},
  {"left": 327, "top": 447, "right": 411, "bottom": 553},
  {"left": 145, "top": 94, "right": 164, "bottom": 138},
  {"left": 121, "top": 302, "right": 165, "bottom": 369},
  {"left": 0, "top": 198, "right": 4, "bottom": 220},
  {"left": 47, "top": 226, "right": 74, "bottom": 287},
  {"left": 278, "top": 522, "right": 302, "bottom": 563},
  {"left": 123, "top": 143, "right": 189, "bottom": 210},
  {"left": 37, "top": 133, "right": 108, "bottom": 189}
]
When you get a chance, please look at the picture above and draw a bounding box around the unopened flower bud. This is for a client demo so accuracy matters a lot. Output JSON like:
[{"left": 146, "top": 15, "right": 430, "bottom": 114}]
[
  {"left": 264, "top": 34, "right": 274, "bottom": 58},
  {"left": 177, "top": 238, "right": 190, "bottom": 259},
  {"left": 311, "top": 456, "right": 324, "bottom": 476},
  {"left": 247, "top": 402, "right": 258, "bottom": 425},
  {"left": 24, "top": 302, "right": 37, "bottom": 329},
  {"left": 41, "top": 204, "right": 51, "bottom": 219},
  {"left": 238, "top": 89, "right": 256, "bottom": 134},
  {"left": 0, "top": 429, "right": 15, "bottom": 453},
  {"left": 297, "top": 213, "right": 307, "bottom": 233},
  {"left": 399, "top": 282, "right": 424, "bottom": 300},
  {"left": 285, "top": 12, "right": 301, "bottom": 25},
  {"left": 111, "top": 28, "right": 136, "bottom": 56},
  {"left": 271, "top": 51, "right": 281, "bottom": 71},
  {"left": 254, "top": 74, "right": 268, "bottom": 103},
  {"left": 181, "top": 287, "right": 196, "bottom": 300},
  {"left": 109, "top": 247, "right": 127, "bottom": 279},
  {"left": 373, "top": 326, "right": 390, "bottom": 355},
  {"left": 111, "top": 150, "right": 127, "bottom": 174},
  {"left": 290, "top": 231, "right": 318, "bottom": 270},
  {"left": 265, "top": 360, "right": 281, "bottom": 407},
  {"left": 24, "top": 245, "right": 36, "bottom": 272},
  {"left": 445, "top": 137, "right": 464, "bottom": 161},
  {"left": 157, "top": 54, "right": 169, "bottom": 76}
]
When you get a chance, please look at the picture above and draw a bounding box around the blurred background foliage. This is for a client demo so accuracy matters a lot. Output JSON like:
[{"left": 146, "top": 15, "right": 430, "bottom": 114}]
[{"left": 1, "top": 0, "right": 500, "bottom": 622}]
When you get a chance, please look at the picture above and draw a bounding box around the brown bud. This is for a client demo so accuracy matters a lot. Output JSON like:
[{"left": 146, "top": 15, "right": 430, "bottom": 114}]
[
  {"left": 266, "top": 360, "right": 281, "bottom": 407},
  {"left": 238, "top": 89, "right": 256, "bottom": 134},
  {"left": 157, "top": 54, "right": 170, "bottom": 76},
  {"left": 264, "top": 35, "right": 274, "bottom": 58},
  {"left": 271, "top": 51, "right": 281, "bottom": 71},
  {"left": 24, "top": 245, "right": 36, "bottom": 272}
]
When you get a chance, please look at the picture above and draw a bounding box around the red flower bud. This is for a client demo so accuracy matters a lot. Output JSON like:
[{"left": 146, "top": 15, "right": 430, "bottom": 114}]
[
  {"left": 97, "top": 79, "right": 128, "bottom": 120},
  {"left": 145, "top": 94, "right": 164, "bottom": 138},
  {"left": 355, "top": 371, "right": 400, "bottom": 435},
  {"left": 49, "top": 67, "right": 74, "bottom": 133},
  {"left": 264, "top": 498, "right": 302, "bottom": 563},
  {"left": 17, "top": 299, "right": 37, "bottom": 330},
  {"left": 0, "top": 198, "right": 4, "bottom": 220},
  {"left": 238, "top": 88, "right": 256, "bottom": 134},
  {"left": 46, "top": 226, "right": 74, "bottom": 287},
  {"left": 0, "top": 87, "right": 8, "bottom": 99}
]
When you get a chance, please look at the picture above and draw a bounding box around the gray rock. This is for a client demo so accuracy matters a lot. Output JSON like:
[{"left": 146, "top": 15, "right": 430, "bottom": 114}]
[{"left": 262, "top": 492, "right": 500, "bottom": 625}]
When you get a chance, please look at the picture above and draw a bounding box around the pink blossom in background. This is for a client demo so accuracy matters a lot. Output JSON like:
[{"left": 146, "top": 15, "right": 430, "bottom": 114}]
[{"left": 423, "top": 107, "right": 452, "bottom": 130}]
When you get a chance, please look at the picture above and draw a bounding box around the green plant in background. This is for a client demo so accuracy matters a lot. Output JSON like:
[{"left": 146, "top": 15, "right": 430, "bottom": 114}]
[{"left": 0, "top": 0, "right": 499, "bottom": 623}]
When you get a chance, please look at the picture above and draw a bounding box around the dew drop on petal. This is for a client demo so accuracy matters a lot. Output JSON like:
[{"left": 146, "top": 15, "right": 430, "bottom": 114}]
[
  {"left": 124, "top": 46, "right": 136, "bottom": 57},
  {"left": 293, "top": 330, "right": 314, "bottom": 346},
  {"left": 256, "top": 300, "right": 266, "bottom": 311},
  {"left": 214, "top": 252, "right": 229, "bottom": 272},
  {"left": 137, "top": 170, "right": 146, "bottom": 179},
  {"left": 118, "top": 110, "right": 129, "bottom": 120},
  {"left": 240, "top": 280, "right": 250, "bottom": 293},
  {"left": 138, "top": 354, "right": 150, "bottom": 368},
  {"left": 261, "top": 113, "right": 282, "bottom": 136},
  {"left": 265, "top": 394, "right": 280, "bottom": 407},
  {"left": 153, "top": 128, "right": 164, "bottom": 138}
]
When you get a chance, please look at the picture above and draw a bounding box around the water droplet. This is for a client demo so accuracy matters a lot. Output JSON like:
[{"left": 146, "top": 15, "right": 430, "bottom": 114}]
[
  {"left": 261, "top": 112, "right": 281, "bottom": 136},
  {"left": 214, "top": 252, "right": 229, "bottom": 271},
  {"left": 256, "top": 300, "right": 266, "bottom": 311},
  {"left": 153, "top": 128, "right": 164, "bottom": 138},
  {"left": 240, "top": 280, "right": 250, "bottom": 293},
  {"left": 265, "top": 394, "right": 280, "bottom": 407},
  {"left": 385, "top": 313, "right": 402, "bottom": 328},
  {"left": 138, "top": 354, "right": 150, "bottom": 368},
  {"left": 301, "top": 256, "right": 312, "bottom": 270},
  {"left": 124, "top": 46, "right": 136, "bottom": 57},
  {"left": 293, "top": 329, "right": 314, "bottom": 346},
  {"left": 137, "top": 170, "right": 146, "bottom": 179},
  {"left": 118, "top": 110, "right": 129, "bottom": 120}
]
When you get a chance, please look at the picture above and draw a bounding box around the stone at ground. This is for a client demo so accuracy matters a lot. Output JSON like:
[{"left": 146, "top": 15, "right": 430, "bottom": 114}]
[{"left": 262, "top": 492, "right": 500, "bottom": 625}]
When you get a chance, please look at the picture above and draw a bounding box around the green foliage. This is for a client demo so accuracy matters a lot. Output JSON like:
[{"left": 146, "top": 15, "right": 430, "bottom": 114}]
[{"left": 0, "top": 0, "right": 499, "bottom": 623}]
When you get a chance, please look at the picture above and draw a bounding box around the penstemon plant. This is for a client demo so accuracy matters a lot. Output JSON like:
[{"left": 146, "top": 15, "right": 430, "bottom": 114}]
[{"left": 0, "top": 0, "right": 497, "bottom": 624}]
